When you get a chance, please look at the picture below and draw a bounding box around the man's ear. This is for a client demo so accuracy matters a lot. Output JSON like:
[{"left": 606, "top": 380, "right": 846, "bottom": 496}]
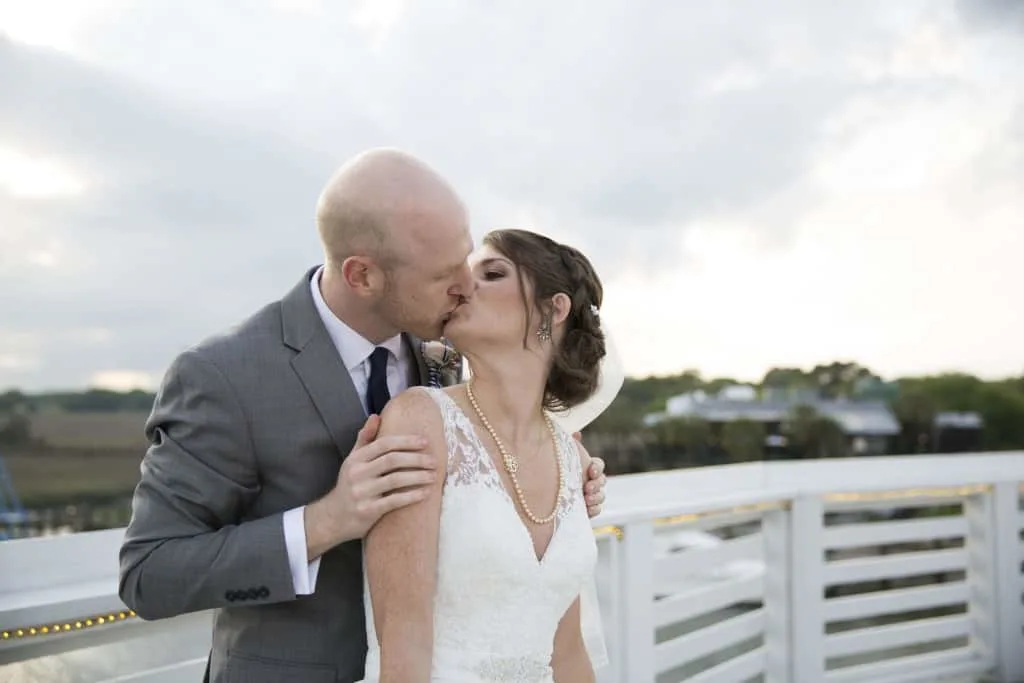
[
  {"left": 341, "top": 256, "right": 383, "bottom": 296},
  {"left": 550, "top": 292, "right": 572, "bottom": 326}
]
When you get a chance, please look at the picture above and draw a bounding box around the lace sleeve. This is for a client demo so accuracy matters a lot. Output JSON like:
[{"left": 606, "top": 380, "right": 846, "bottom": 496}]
[
  {"left": 555, "top": 425, "right": 586, "bottom": 515},
  {"left": 422, "top": 388, "right": 505, "bottom": 492}
]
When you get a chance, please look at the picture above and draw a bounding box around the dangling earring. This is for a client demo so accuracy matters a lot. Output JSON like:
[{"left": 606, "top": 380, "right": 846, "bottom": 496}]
[{"left": 537, "top": 318, "right": 552, "bottom": 343}]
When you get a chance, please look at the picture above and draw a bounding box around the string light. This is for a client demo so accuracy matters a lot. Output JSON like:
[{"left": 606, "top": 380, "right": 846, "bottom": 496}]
[
  {"left": 825, "top": 484, "right": 990, "bottom": 502},
  {"left": 593, "top": 525, "right": 624, "bottom": 540},
  {"left": 2, "top": 610, "right": 135, "bottom": 640}
]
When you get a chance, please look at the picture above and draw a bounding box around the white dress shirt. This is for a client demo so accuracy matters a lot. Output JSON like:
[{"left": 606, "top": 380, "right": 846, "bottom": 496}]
[{"left": 282, "top": 266, "right": 414, "bottom": 595}]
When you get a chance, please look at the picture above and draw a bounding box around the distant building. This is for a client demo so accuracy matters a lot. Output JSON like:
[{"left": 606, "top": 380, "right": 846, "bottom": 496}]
[{"left": 645, "top": 385, "right": 901, "bottom": 456}]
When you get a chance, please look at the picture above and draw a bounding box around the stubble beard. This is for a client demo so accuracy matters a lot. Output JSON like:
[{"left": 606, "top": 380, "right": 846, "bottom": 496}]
[{"left": 380, "top": 278, "right": 441, "bottom": 341}]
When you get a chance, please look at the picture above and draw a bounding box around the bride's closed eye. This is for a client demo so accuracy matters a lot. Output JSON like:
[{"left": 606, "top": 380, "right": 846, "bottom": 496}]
[{"left": 472, "top": 256, "right": 511, "bottom": 281}]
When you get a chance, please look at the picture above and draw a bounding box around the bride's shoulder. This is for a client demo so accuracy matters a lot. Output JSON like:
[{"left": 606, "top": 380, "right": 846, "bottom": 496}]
[
  {"left": 438, "top": 384, "right": 464, "bottom": 400},
  {"left": 377, "top": 386, "right": 446, "bottom": 441}
]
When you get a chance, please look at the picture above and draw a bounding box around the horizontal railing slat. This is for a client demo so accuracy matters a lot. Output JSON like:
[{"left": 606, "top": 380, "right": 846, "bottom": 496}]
[
  {"left": 823, "top": 582, "right": 969, "bottom": 622},
  {"left": 597, "top": 489, "right": 792, "bottom": 527},
  {"left": 823, "top": 517, "right": 968, "bottom": 550},
  {"left": 682, "top": 646, "right": 767, "bottom": 683},
  {"left": 653, "top": 575, "right": 763, "bottom": 627},
  {"left": 824, "top": 647, "right": 987, "bottom": 683},
  {"left": 824, "top": 548, "right": 967, "bottom": 586},
  {"left": 823, "top": 614, "right": 970, "bottom": 658},
  {"left": 0, "top": 529, "right": 125, "bottom": 595},
  {"left": 654, "top": 609, "right": 764, "bottom": 672},
  {"left": 654, "top": 534, "right": 763, "bottom": 590},
  {"left": 823, "top": 495, "right": 969, "bottom": 513},
  {"left": 658, "top": 509, "right": 768, "bottom": 533}
]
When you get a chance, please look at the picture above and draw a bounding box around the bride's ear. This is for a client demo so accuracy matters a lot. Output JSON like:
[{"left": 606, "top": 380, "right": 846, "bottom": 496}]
[{"left": 549, "top": 292, "right": 572, "bottom": 327}]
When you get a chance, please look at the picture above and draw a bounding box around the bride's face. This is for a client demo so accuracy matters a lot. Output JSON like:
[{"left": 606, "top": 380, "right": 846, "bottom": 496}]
[{"left": 442, "top": 244, "right": 540, "bottom": 353}]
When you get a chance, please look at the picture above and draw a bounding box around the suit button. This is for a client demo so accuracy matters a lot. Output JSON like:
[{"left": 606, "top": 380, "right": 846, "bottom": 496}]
[
  {"left": 246, "top": 588, "right": 260, "bottom": 600},
  {"left": 225, "top": 590, "right": 236, "bottom": 602},
  {"left": 258, "top": 586, "right": 270, "bottom": 598}
]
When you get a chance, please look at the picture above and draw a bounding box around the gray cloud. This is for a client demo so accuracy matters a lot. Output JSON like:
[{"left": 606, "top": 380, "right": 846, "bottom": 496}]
[
  {"left": 956, "top": 0, "right": 1024, "bottom": 31},
  {"left": 1, "top": 0, "right": 1021, "bottom": 389},
  {"left": 0, "top": 36, "right": 353, "bottom": 387},
  {"left": 72, "top": 2, "right": 930, "bottom": 265}
]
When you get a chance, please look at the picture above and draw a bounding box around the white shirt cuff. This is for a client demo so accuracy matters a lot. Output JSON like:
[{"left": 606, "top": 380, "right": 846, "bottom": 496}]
[{"left": 283, "top": 505, "right": 322, "bottom": 595}]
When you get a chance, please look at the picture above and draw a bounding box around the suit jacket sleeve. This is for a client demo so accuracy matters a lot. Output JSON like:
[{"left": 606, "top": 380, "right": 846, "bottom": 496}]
[{"left": 118, "top": 348, "right": 295, "bottom": 619}]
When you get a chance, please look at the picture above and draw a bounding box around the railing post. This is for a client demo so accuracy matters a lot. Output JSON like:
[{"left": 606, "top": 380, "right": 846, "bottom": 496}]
[
  {"left": 989, "top": 482, "right": 1024, "bottom": 682},
  {"left": 788, "top": 495, "right": 826, "bottom": 682},
  {"left": 620, "top": 518, "right": 655, "bottom": 683},
  {"left": 762, "top": 504, "right": 791, "bottom": 683},
  {"left": 594, "top": 532, "right": 624, "bottom": 683},
  {"left": 964, "top": 488, "right": 999, "bottom": 670}
]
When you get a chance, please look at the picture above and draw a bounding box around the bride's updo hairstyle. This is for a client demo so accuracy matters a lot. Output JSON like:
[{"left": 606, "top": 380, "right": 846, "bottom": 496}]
[{"left": 482, "top": 229, "right": 606, "bottom": 411}]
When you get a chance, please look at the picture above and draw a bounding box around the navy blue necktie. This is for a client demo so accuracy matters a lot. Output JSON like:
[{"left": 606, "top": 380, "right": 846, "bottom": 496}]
[{"left": 366, "top": 346, "right": 391, "bottom": 416}]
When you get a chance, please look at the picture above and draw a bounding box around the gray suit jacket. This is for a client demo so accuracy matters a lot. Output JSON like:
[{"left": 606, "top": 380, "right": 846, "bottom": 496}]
[{"left": 118, "top": 267, "right": 437, "bottom": 683}]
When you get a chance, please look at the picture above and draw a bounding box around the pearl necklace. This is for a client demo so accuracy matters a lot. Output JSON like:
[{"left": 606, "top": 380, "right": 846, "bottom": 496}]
[{"left": 465, "top": 381, "right": 564, "bottom": 526}]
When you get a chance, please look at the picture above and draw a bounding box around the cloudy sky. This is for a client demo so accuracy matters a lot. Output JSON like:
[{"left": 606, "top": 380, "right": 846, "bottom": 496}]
[{"left": 1, "top": 0, "right": 1022, "bottom": 392}]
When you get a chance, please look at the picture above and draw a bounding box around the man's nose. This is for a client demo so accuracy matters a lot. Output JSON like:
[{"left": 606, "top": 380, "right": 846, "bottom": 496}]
[{"left": 450, "top": 265, "right": 475, "bottom": 297}]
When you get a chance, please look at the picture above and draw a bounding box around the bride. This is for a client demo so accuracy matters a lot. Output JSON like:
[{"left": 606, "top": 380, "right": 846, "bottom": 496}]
[{"left": 360, "top": 228, "right": 610, "bottom": 682}]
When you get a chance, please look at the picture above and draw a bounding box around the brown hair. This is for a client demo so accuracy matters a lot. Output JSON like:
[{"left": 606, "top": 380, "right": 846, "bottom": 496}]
[{"left": 483, "top": 229, "right": 606, "bottom": 410}]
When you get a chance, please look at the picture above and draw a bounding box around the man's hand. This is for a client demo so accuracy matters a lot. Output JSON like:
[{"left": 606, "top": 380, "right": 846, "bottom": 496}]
[
  {"left": 304, "top": 415, "right": 437, "bottom": 560},
  {"left": 573, "top": 431, "right": 607, "bottom": 518}
]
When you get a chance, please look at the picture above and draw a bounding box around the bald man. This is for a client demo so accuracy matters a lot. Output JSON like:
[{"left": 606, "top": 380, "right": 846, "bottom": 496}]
[{"left": 118, "top": 149, "right": 607, "bottom": 683}]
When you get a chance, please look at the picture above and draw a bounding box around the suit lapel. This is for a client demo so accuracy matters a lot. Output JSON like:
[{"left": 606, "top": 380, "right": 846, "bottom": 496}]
[
  {"left": 282, "top": 268, "right": 366, "bottom": 459},
  {"left": 292, "top": 334, "right": 366, "bottom": 457}
]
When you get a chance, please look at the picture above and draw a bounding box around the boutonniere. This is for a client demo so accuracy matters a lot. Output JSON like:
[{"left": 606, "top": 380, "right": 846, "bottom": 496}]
[{"left": 420, "top": 339, "right": 462, "bottom": 388}]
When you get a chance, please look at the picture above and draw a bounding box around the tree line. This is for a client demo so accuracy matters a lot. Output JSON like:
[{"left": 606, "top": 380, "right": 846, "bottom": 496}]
[
  {"left": 0, "top": 389, "right": 156, "bottom": 447},
  {"left": 583, "top": 362, "right": 1024, "bottom": 473},
  {"left": 0, "top": 388, "right": 155, "bottom": 415},
  {"left": 2, "top": 362, "right": 1023, "bottom": 466}
]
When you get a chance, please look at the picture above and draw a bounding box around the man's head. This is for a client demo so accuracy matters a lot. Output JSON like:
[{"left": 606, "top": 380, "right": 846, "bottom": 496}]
[{"left": 315, "top": 148, "right": 473, "bottom": 342}]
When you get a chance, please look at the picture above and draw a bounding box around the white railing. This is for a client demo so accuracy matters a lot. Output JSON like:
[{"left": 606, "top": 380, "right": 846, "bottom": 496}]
[
  {"left": 594, "top": 452, "right": 1024, "bottom": 683},
  {"left": 2, "top": 452, "right": 1023, "bottom": 683}
]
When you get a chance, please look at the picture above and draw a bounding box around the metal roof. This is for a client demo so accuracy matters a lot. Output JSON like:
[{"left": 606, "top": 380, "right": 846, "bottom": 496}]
[{"left": 659, "top": 394, "right": 901, "bottom": 436}]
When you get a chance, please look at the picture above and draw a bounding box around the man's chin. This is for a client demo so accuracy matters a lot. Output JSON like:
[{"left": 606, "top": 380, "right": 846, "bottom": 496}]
[{"left": 420, "top": 323, "right": 447, "bottom": 342}]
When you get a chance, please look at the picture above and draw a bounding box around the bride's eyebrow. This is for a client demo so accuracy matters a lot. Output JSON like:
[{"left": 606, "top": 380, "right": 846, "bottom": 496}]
[{"left": 476, "top": 257, "right": 512, "bottom": 269}]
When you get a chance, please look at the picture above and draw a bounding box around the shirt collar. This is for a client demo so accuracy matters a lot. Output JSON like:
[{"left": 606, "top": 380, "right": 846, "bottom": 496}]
[{"left": 309, "top": 266, "right": 404, "bottom": 371}]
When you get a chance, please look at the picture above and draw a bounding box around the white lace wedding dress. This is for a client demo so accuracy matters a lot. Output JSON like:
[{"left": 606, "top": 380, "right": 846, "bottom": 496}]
[{"left": 360, "top": 387, "right": 601, "bottom": 682}]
